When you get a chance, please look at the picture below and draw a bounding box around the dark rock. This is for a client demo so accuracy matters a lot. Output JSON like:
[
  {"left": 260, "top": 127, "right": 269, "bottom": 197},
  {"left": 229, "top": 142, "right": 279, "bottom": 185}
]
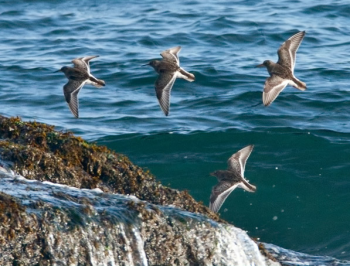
[
  {"left": 0, "top": 115, "right": 219, "bottom": 222},
  {"left": 0, "top": 115, "right": 277, "bottom": 266},
  {"left": 0, "top": 173, "right": 272, "bottom": 266}
]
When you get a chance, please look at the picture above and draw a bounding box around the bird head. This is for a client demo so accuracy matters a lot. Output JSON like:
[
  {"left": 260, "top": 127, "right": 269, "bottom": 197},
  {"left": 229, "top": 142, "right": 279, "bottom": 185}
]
[
  {"left": 210, "top": 171, "right": 219, "bottom": 177},
  {"left": 256, "top": 60, "right": 273, "bottom": 68},
  {"left": 143, "top": 60, "right": 160, "bottom": 69},
  {"left": 54, "top": 66, "right": 68, "bottom": 73}
]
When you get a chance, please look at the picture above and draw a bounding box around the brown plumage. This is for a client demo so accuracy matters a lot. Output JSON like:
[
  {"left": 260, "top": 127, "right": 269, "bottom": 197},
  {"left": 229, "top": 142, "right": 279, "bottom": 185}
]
[
  {"left": 257, "top": 31, "right": 306, "bottom": 106},
  {"left": 209, "top": 145, "right": 256, "bottom": 213},
  {"left": 57, "top": 55, "right": 105, "bottom": 118},
  {"left": 146, "top": 46, "right": 195, "bottom": 116}
]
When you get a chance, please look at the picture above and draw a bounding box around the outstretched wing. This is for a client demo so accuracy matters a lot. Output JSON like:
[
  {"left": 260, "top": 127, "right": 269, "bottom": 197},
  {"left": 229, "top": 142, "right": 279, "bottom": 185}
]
[
  {"left": 277, "top": 31, "right": 305, "bottom": 72},
  {"left": 155, "top": 72, "right": 177, "bottom": 116},
  {"left": 72, "top": 55, "right": 99, "bottom": 74},
  {"left": 227, "top": 145, "right": 254, "bottom": 177},
  {"left": 161, "top": 46, "right": 181, "bottom": 65},
  {"left": 209, "top": 181, "right": 238, "bottom": 213},
  {"left": 63, "top": 79, "right": 86, "bottom": 118},
  {"left": 263, "top": 75, "right": 289, "bottom": 106}
]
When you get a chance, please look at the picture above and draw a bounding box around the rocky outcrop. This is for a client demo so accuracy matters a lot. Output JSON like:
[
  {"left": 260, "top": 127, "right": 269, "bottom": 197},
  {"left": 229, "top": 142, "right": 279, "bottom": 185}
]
[
  {"left": 0, "top": 116, "right": 278, "bottom": 266},
  {"left": 0, "top": 116, "right": 219, "bottom": 222},
  {"left": 0, "top": 173, "right": 277, "bottom": 266}
]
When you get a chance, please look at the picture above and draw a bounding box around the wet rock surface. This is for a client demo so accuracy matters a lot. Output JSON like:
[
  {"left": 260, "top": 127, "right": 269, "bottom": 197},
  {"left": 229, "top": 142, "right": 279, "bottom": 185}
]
[
  {"left": 263, "top": 243, "right": 350, "bottom": 266},
  {"left": 0, "top": 116, "right": 219, "bottom": 221},
  {"left": 0, "top": 116, "right": 277, "bottom": 266},
  {"left": 0, "top": 173, "right": 273, "bottom": 266}
]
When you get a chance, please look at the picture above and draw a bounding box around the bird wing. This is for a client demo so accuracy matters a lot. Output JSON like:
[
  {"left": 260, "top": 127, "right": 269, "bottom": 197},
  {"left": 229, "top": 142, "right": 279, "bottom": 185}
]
[
  {"left": 63, "top": 79, "right": 86, "bottom": 118},
  {"left": 227, "top": 145, "right": 254, "bottom": 177},
  {"left": 72, "top": 55, "right": 99, "bottom": 74},
  {"left": 262, "top": 75, "right": 289, "bottom": 106},
  {"left": 209, "top": 181, "right": 239, "bottom": 213},
  {"left": 160, "top": 46, "right": 181, "bottom": 65},
  {"left": 277, "top": 31, "right": 305, "bottom": 72},
  {"left": 155, "top": 71, "right": 177, "bottom": 116}
]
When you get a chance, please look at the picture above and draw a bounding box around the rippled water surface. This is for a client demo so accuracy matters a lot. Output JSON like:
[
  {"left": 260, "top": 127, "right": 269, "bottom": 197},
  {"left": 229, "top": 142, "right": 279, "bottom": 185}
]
[{"left": 1, "top": 0, "right": 350, "bottom": 260}]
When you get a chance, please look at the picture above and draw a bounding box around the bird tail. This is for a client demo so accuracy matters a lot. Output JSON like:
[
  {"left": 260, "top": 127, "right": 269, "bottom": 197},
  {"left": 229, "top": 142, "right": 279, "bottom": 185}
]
[
  {"left": 291, "top": 77, "right": 306, "bottom": 91},
  {"left": 239, "top": 178, "right": 256, "bottom": 192},
  {"left": 177, "top": 67, "right": 195, "bottom": 82},
  {"left": 89, "top": 75, "right": 105, "bottom": 88}
]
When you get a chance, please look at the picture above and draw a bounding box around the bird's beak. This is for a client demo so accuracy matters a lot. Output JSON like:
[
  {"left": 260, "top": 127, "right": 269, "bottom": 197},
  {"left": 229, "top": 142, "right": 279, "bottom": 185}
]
[
  {"left": 256, "top": 63, "right": 265, "bottom": 68},
  {"left": 142, "top": 62, "right": 150, "bottom": 66},
  {"left": 54, "top": 69, "right": 62, "bottom": 73}
]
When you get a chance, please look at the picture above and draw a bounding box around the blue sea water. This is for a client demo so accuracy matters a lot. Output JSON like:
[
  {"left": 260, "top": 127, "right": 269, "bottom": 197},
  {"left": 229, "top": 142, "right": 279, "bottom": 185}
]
[{"left": 1, "top": 0, "right": 350, "bottom": 261}]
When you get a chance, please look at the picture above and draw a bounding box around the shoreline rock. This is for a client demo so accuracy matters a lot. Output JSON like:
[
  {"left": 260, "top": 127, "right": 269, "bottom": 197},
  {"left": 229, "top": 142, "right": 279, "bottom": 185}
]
[
  {"left": 0, "top": 172, "right": 278, "bottom": 266},
  {"left": 0, "top": 115, "right": 219, "bottom": 222},
  {"left": 0, "top": 115, "right": 278, "bottom": 265}
]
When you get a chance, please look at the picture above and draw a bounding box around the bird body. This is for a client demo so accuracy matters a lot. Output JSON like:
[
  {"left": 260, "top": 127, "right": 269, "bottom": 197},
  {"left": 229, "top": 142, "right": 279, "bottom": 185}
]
[
  {"left": 147, "top": 46, "right": 195, "bottom": 116},
  {"left": 57, "top": 56, "right": 105, "bottom": 118},
  {"left": 257, "top": 31, "right": 306, "bottom": 106},
  {"left": 209, "top": 145, "right": 256, "bottom": 213}
]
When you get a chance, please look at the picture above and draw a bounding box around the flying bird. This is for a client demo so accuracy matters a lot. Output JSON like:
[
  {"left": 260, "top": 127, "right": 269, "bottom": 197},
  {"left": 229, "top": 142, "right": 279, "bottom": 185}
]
[
  {"left": 146, "top": 46, "right": 195, "bottom": 116},
  {"left": 209, "top": 145, "right": 256, "bottom": 213},
  {"left": 257, "top": 31, "right": 306, "bottom": 106},
  {"left": 56, "top": 56, "right": 105, "bottom": 118}
]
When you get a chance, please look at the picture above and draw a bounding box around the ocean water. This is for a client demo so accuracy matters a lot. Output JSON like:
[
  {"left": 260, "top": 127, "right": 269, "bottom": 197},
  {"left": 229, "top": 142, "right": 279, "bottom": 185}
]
[{"left": 1, "top": 0, "right": 350, "bottom": 261}]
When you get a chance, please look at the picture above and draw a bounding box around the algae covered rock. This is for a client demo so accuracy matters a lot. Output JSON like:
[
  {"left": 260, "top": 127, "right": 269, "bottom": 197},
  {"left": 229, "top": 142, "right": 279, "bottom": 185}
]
[
  {"left": 0, "top": 116, "right": 218, "bottom": 222},
  {"left": 0, "top": 116, "right": 279, "bottom": 266},
  {"left": 0, "top": 172, "right": 273, "bottom": 266}
]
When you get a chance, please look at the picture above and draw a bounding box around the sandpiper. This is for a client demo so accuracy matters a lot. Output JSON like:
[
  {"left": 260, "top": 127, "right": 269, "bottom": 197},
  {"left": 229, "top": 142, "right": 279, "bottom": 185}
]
[
  {"left": 56, "top": 56, "right": 105, "bottom": 118},
  {"left": 209, "top": 145, "right": 256, "bottom": 213},
  {"left": 257, "top": 31, "right": 307, "bottom": 106},
  {"left": 146, "top": 46, "right": 195, "bottom": 116}
]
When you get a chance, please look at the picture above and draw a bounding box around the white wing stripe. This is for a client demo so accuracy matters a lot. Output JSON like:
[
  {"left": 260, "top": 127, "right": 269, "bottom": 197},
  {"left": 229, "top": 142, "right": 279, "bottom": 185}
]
[{"left": 210, "top": 184, "right": 239, "bottom": 213}]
